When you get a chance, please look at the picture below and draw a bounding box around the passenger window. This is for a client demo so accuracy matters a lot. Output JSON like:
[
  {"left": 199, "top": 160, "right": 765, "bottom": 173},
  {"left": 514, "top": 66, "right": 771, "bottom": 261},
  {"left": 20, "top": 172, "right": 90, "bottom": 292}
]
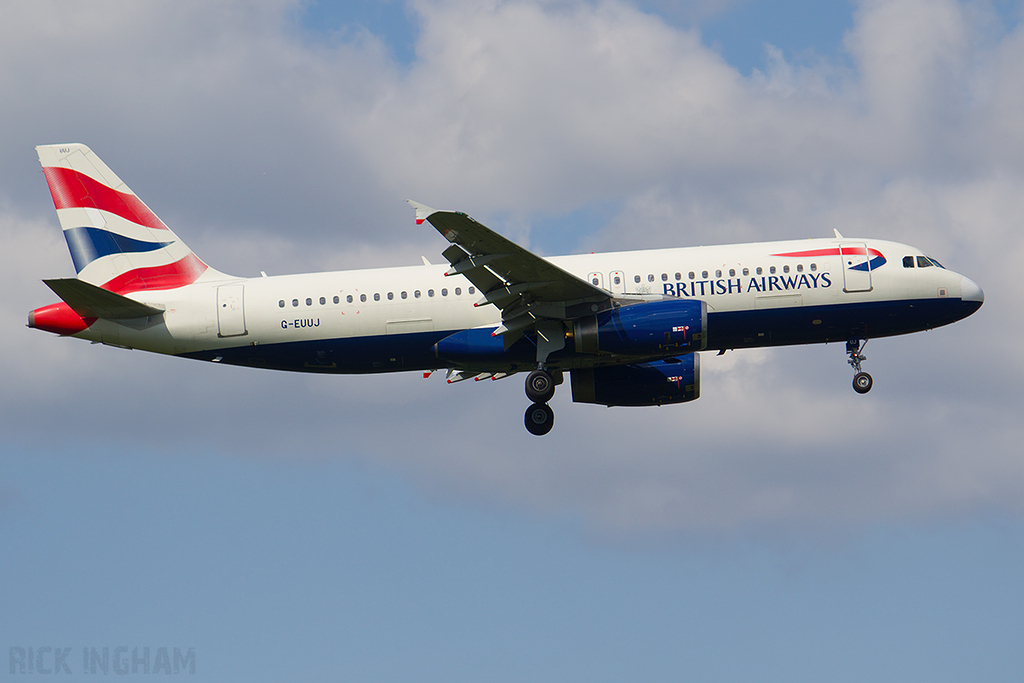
[
  {"left": 903, "top": 256, "right": 915, "bottom": 268},
  {"left": 441, "top": 288, "right": 448, "bottom": 296},
  {"left": 414, "top": 290, "right": 421, "bottom": 298},
  {"left": 292, "top": 299, "right": 299, "bottom": 307},
  {"left": 346, "top": 295, "right": 353, "bottom": 303},
  {"left": 917, "top": 256, "right": 933, "bottom": 268},
  {"left": 688, "top": 272, "right": 695, "bottom": 280},
  {"left": 360, "top": 294, "right": 367, "bottom": 302},
  {"left": 715, "top": 270, "right": 722, "bottom": 278},
  {"left": 756, "top": 267, "right": 763, "bottom": 275},
  {"left": 401, "top": 291, "right": 408, "bottom": 299},
  {"left": 278, "top": 300, "right": 285, "bottom": 308},
  {"left": 333, "top": 295, "right": 340, "bottom": 304},
  {"left": 769, "top": 266, "right": 776, "bottom": 275},
  {"left": 634, "top": 275, "right": 641, "bottom": 283},
  {"left": 428, "top": 289, "right": 434, "bottom": 297},
  {"left": 592, "top": 278, "right": 599, "bottom": 285},
  {"left": 674, "top": 273, "right": 681, "bottom": 281},
  {"left": 729, "top": 269, "right": 735, "bottom": 277},
  {"left": 702, "top": 271, "right": 708, "bottom": 279},
  {"left": 796, "top": 264, "right": 803, "bottom": 272},
  {"left": 783, "top": 265, "right": 790, "bottom": 274},
  {"left": 614, "top": 276, "right": 621, "bottom": 285},
  {"left": 320, "top": 296, "right": 326, "bottom": 305},
  {"left": 469, "top": 287, "right": 475, "bottom": 294},
  {"left": 742, "top": 268, "right": 749, "bottom": 276},
  {"left": 387, "top": 292, "right": 394, "bottom": 300},
  {"left": 455, "top": 287, "right": 462, "bottom": 295},
  {"left": 374, "top": 293, "right": 380, "bottom": 301},
  {"left": 648, "top": 274, "right": 655, "bottom": 282},
  {"left": 810, "top": 263, "right": 817, "bottom": 271},
  {"left": 306, "top": 297, "right": 313, "bottom": 306},
  {"left": 661, "top": 273, "right": 668, "bottom": 281}
]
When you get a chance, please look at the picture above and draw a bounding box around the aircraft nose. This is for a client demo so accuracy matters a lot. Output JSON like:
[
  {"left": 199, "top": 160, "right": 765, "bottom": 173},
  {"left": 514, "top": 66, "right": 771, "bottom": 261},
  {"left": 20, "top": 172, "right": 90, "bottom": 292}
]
[{"left": 960, "top": 275, "right": 984, "bottom": 304}]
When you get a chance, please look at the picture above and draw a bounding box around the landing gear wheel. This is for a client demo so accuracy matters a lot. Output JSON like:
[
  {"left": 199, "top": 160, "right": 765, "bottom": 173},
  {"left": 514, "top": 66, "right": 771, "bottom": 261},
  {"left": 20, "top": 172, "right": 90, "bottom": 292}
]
[
  {"left": 846, "top": 339, "right": 872, "bottom": 394},
  {"left": 525, "top": 369, "right": 556, "bottom": 403},
  {"left": 524, "top": 402, "right": 554, "bottom": 436},
  {"left": 853, "top": 372, "right": 873, "bottom": 394}
]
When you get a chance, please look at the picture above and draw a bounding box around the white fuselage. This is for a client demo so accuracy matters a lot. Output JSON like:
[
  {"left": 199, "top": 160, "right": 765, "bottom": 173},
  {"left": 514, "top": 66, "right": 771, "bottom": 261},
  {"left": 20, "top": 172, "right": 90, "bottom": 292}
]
[{"left": 69, "top": 236, "right": 980, "bottom": 374}]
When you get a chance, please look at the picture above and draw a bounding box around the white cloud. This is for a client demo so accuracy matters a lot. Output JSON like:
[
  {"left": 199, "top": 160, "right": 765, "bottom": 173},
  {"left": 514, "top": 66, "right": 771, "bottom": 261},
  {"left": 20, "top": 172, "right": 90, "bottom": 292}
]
[
  {"left": 848, "top": 0, "right": 971, "bottom": 130},
  {"left": 2, "top": 0, "right": 1022, "bottom": 533}
]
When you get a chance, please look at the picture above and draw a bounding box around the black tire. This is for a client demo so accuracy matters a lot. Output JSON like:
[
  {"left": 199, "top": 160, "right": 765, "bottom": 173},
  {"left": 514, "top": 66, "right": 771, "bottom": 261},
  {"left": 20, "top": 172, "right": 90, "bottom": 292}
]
[
  {"left": 853, "top": 372, "right": 873, "bottom": 394},
  {"left": 524, "top": 402, "right": 554, "bottom": 436},
  {"left": 525, "top": 369, "right": 556, "bottom": 403}
]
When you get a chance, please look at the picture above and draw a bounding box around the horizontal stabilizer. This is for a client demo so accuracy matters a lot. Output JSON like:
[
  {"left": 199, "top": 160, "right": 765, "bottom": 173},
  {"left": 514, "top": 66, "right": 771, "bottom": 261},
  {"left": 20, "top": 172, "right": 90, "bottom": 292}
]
[{"left": 43, "top": 278, "right": 165, "bottom": 319}]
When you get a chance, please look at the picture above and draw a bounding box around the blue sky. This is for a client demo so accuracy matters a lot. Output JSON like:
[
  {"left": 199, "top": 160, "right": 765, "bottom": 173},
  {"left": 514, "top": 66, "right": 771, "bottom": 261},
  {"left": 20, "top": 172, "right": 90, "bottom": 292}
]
[
  {"left": 2, "top": 1, "right": 1023, "bottom": 681},
  {"left": 299, "top": 0, "right": 860, "bottom": 73},
  {"left": 7, "top": 448, "right": 1021, "bottom": 681}
]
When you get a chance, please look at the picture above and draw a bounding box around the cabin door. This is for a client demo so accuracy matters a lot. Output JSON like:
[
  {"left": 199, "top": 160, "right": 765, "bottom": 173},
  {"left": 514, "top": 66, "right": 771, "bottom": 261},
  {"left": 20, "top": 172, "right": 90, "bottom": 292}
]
[
  {"left": 217, "top": 285, "right": 247, "bottom": 337},
  {"left": 840, "top": 243, "right": 873, "bottom": 292}
]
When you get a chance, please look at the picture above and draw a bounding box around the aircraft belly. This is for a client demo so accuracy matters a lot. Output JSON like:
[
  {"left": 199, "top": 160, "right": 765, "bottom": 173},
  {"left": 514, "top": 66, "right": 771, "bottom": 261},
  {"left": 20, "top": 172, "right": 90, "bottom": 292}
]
[
  {"left": 177, "top": 329, "right": 451, "bottom": 373},
  {"left": 706, "top": 297, "right": 980, "bottom": 349}
]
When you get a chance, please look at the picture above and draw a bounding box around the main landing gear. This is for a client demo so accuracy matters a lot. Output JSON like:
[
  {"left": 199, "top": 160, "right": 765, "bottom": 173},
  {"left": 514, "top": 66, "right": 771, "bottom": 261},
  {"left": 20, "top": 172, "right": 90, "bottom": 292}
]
[
  {"left": 524, "top": 368, "right": 556, "bottom": 436},
  {"left": 523, "top": 321, "right": 565, "bottom": 435},
  {"left": 847, "top": 338, "right": 873, "bottom": 394}
]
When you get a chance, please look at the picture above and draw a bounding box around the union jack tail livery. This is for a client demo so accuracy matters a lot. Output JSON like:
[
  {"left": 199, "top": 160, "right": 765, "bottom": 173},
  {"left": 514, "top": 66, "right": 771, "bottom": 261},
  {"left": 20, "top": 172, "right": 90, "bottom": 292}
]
[{"left": 36, "top": 144, "right": 223, "bottom": 293}]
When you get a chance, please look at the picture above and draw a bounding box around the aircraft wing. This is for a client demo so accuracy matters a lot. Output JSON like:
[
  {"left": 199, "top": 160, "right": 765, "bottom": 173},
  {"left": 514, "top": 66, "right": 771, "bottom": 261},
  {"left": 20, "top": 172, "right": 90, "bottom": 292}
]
[{"left": 408, "top": 201, "right": 610, "bottom": 340}]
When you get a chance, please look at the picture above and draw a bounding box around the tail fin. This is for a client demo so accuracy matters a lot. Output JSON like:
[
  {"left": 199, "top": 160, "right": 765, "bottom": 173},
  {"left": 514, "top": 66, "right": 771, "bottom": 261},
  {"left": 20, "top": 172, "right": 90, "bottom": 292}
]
[{"left": 36, "top": 143, "right": 225, "bottom": 293}]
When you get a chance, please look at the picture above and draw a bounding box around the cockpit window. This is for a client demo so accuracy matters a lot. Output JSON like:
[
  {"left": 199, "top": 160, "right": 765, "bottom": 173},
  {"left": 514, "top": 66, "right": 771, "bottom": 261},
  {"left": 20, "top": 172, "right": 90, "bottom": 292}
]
[
  {"left": 928, "top": 257, "right": 945, "bottom": 269},
  {"left": 903, "top": 256, "right": 914, "bottom": 268},
  {"left": 916, "top": 256, "right": 933, "bottom": 268}
]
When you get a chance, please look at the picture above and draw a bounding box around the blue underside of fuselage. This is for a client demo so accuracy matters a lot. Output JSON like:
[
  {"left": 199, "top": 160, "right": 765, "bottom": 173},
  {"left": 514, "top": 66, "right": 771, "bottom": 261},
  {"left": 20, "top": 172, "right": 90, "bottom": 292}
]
[{"left": 177, "top": 297, "right": 981, "bottom": 374}]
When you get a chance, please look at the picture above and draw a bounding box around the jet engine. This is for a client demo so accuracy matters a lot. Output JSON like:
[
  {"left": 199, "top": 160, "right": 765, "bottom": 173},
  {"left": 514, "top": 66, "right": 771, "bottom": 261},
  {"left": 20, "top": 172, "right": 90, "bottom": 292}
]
[
  {"left": 571, "top": 298, "right": 706, "bottom": 356},
  {"left": 570, "top": 353, "right": 700, "bottom": 406}
]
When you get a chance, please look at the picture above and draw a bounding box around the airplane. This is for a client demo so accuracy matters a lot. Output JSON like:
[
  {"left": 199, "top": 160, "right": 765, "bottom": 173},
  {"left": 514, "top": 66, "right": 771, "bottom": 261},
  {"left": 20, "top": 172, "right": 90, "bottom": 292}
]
[{"left": 28, "top": 143, "right": 984, "bottom": 435}]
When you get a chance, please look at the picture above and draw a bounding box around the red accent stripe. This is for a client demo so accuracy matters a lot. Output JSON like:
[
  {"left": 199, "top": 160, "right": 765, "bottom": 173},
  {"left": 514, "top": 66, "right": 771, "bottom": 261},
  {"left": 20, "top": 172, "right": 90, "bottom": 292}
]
[
  {"left": 101, "top": 253, "right": 208, "bottom": 294},
  {"left": 771, "top": 248, "right": 842, "bottom": 258},
  {"left": 42, "top": 166, "right": 169, "bottom": 231},
  {"left": 772, "top": 247, "right": 884, "bottom": 259}
]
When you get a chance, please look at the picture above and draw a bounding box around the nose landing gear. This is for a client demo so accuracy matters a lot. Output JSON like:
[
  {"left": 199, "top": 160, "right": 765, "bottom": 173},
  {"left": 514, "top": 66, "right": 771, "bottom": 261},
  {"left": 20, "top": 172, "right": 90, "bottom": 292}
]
[
  {"left": 847, "top": 338, "right": 873, "bottom": 394},
  {"left": 524, "top": 368, "right": 556, "bottom": 435}
]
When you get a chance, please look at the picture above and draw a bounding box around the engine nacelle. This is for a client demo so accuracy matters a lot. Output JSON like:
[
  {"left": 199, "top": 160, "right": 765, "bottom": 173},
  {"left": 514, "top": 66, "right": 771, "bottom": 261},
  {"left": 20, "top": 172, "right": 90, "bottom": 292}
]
[
  {"left": 570, "top": 354, "right": 700, "bottom": 406},
  {"left": 572, "top": 298, "right": 706, "bottom": 357}
]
